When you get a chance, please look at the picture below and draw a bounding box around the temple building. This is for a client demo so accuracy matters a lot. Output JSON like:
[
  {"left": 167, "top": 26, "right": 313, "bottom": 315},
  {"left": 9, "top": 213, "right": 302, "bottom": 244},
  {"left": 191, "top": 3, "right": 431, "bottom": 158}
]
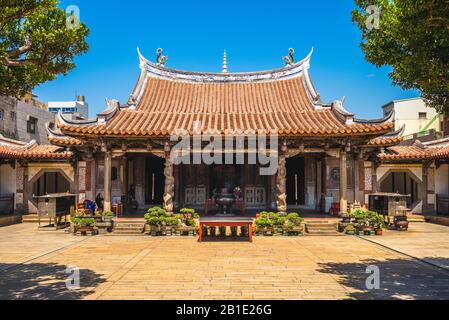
[
  {"left": 0, "top": 134, "right": 74, "bottom": 216},
  {"left": 48, "top": 48, "right": 399, "bottom": 215},
  {"left": 375, "top": 137, "right": 449, "bottom": 215}
]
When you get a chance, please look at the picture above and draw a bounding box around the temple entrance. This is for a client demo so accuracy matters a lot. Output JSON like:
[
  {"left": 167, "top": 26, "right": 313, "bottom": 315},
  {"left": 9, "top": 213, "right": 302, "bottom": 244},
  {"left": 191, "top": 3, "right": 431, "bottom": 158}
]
[
  {"left": 145, "top": 156, "right": 165, "bottom": 205},
  {"left": 32, "top": 171, "right": 71, "bottom": 196},
  {"left": 380, "top": 171, "right": 420, "bottom": 207},
  {"left": 286, "top": 157, "right": 306, "bottom": 205},
  {"left": 210, "top": 164, "right": 242, "bottom": 195}
]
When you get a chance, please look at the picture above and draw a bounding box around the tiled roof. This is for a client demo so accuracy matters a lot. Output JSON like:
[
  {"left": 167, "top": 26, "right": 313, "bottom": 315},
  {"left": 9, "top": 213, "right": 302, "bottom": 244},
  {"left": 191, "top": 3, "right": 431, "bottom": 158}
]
[
  {"left": 58, "top": 77, "right": 393, "bottom": 137},
  {"left": 367, "top": 125, "right": 405, "bottom": 146},
  {"left": 380, "top": 139, "right": 449, "bottom": 161},
  {"left": 368, "top": 136, "right": 404, "bottom": 146},
  {"left": 57, "top": 50, "right": 394, "bottom": 138},
  {"left": 0, "top": 136, "right": 73, "bottom": 160},
  {"left": 48, "top": 135, "right": 82, "bottom": 146},
  {"left": 432, "top": 145, "right": 449, "bottom": 159},
  {"left": 379, "top": 146, "right": 433, "bottom": 160}
]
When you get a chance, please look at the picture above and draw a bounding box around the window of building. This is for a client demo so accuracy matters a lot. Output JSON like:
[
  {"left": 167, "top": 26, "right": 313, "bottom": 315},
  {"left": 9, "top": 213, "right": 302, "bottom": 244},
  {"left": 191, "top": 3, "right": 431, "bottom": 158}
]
[
  {"left": 418, "top": 112, "right": 427, "bottom": 120},
  {"left": 48, "top": 122, "right": 55, "bottom": 130},
  {"left": 27, "top": 116, "right": 38, "bottom": 134},
  {"left": 10, "top": 111, "right": 16, "bottom": 121},
  {"left": 0, "top": 109, "right": 4, "bottom": 120}
]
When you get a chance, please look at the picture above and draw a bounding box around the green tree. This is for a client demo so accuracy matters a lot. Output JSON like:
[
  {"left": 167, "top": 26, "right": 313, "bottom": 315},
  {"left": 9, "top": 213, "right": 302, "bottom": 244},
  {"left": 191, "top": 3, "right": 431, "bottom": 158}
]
[
  {"left": 352, "top": 0, "right": 449, "bottom": 113},
  {"left": 0, "top": 0, "right": 89, "bottom": 96}
]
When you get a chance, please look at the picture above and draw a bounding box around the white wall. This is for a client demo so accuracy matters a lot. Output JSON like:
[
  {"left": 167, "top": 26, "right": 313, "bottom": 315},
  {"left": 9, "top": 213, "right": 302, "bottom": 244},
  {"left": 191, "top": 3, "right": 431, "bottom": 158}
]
[
  {"left": 0, "top": 164, "right": 17, "bottom": 210},
  {"left": 16, "top": 100, "right": 56, "bottom": 144},
  {"left": 0, "top": 164, "right": 16, "bottom": 195},
  {"left": 436, "top": 164, "right": 449, "bottom": 195},
  {"left": 383, "top": 98, "right": 441, "bottom": 136}
]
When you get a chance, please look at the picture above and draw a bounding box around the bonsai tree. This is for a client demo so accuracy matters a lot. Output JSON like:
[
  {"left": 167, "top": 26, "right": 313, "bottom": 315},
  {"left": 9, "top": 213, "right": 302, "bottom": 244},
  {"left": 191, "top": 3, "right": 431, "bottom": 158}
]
[
  {"left": 367, "top": 211, "right": 385, "bottom": 230},
  {"left": 102, "top": 210, "right": 113, "bottom": 217},
  {"left": 179, "top": 207, "right": 200, "bottom": 219},
  {"left": 71, "top": 216, "right": 95, "bottom": 227},
  {"left": 286, "top": 213, "right": 304, "bottom": 226},
  {"left": 344, "top": 224, "right": 356, "bottom": 235}
]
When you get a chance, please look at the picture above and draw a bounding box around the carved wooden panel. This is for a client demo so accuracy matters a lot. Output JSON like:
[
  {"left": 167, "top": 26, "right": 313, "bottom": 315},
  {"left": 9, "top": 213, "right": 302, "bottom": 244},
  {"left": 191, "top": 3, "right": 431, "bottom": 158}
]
[
  {"left": 196, "top": 186, "right": 206, "bottom": 204},
  {"left": 185, "top": 187, "right": 196, "bottom": 205},
  {"left": 245, "top": 187, "right": 265, "bottom": 206},
  {"left": 255, "top": 187, "right": 265, "bottom": 204},
  {"left": 245, "top": 188, "right": 254, "bottom": 205}
]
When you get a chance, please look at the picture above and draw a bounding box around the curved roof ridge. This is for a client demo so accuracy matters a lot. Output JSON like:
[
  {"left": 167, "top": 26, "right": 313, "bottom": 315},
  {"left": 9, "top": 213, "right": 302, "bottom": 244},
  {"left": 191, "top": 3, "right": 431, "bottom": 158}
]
[{"left": 137, "top": 47, "right": 314, "bottom": 83}]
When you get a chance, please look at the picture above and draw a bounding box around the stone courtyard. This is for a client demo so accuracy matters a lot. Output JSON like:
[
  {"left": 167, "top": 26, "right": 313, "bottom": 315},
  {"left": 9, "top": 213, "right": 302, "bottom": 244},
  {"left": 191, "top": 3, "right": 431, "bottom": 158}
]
[{"left": 1, "top": 222, "right": 449, "bottom": 300}]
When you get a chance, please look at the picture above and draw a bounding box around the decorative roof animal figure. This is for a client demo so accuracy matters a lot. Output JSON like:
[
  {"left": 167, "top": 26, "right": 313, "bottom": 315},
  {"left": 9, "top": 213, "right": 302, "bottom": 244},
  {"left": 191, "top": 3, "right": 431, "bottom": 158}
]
[
  {"left": 283, "top": 48, "right": 295, "bottom": 66},
  {"left": 156, "top": 48, "right": 168, "bottom": 65}
]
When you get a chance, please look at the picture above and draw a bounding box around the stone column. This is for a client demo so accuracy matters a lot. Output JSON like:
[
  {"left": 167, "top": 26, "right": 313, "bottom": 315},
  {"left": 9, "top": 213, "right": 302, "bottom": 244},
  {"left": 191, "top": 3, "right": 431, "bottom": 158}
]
[
  {"left": 339, "top": 150, "right": 348, "bottom": 214},
  {"left": 163, "top": 145, "right": 175, "bottom": 213},
  {"left": 104, "top": 151, "right": 112, "bottom": 212},
  {"left": 15, "top": 162, "right": 26, "bottom": 213},
  {"left": 276, "top": 155, "right": 287, "bottom": 213}
]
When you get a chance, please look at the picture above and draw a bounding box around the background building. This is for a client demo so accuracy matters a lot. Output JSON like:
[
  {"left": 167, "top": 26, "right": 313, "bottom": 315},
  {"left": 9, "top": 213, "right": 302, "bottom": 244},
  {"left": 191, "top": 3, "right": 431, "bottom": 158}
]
[
  {"left": 0, "top": 94, "right": 56, "bottom": 144},
  {"left": 383, "top": 97, "right": 444, "bottom": 142},
  {"left": 47, "top": 96, "right": 89, "bottom": 120}
]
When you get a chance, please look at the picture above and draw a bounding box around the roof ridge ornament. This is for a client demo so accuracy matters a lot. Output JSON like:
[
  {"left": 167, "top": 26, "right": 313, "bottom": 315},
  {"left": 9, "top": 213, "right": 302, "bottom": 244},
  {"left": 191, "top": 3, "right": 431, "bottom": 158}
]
[
  {"left": 283, "top": 48, "right": 295, "bottom": 66},
  {"left": 222, "top": 50, "right": 228, "bottom": 73},
  {"left": 156, "top": 48, "right": 168, "bottom": 66}
]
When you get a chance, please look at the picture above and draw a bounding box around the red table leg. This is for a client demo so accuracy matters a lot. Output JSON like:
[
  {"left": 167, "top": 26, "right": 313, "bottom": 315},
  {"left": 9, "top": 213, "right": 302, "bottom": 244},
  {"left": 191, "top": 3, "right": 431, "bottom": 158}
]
[
  {"left": 199, "top": 223, "right": 203, "bottom": 242},
  {"left": 249, "top": 223, "right": 253, "bottom": 243}
]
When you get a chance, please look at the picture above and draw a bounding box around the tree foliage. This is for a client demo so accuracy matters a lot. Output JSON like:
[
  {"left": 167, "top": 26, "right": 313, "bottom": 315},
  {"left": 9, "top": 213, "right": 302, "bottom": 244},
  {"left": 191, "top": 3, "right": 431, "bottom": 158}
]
[
  {"left": 353, "top": 0, "right": 449, "bottom": 113},
  {"left": 0, "top": 0, "right": 89, "bottom": 96}
]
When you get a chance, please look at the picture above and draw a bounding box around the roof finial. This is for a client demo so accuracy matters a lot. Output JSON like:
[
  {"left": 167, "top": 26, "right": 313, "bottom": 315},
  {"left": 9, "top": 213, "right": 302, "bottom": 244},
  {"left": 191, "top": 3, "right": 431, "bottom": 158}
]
[
  {"left": 222, "top": 50, "right": 228, "bottom": 73},
  {"left": 283, "top": 48, "right": 295, "bottom": 66},
  {"left": 156, "top": 48, "right": 168, "bottom": 66}
]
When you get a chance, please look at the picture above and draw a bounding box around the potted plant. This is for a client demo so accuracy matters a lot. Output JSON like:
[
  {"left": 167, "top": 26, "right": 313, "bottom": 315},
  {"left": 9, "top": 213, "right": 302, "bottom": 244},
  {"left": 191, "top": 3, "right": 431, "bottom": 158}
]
[
  {"left": 144, "top": 206, "right": 171, "bottom": 236},
  {"left": 274, "top": 216, "right": 286, "bottom": 235},
  {"left": 366, "top": 211, "right": 385, "bottom": 236},
  {"left": 344, "top": 224, "right": 356, "bottom": 235},
  {"left": 340, "top": 211, "right": 354, "bottom": 232},
  {"left": 102, "top": 210, "right": 114, "bottom": 222},
  {"left": 72, "top": 216, "right": 96, "bottom": 235},
  {"left": 255, "top": 213, "right": 274, "bottom": 236},
  {"left": 341, "top": 212, "right": 354, "bottom": 224},
  {"left": 285, "top": 213, "right": 304, "bottom": 235}
]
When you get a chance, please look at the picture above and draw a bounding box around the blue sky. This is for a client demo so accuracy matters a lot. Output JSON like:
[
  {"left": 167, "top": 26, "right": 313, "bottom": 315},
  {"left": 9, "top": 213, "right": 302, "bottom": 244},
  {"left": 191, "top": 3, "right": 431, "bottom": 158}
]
[{"left": 35, "top": 0, "right": 419, "bottom": 119}]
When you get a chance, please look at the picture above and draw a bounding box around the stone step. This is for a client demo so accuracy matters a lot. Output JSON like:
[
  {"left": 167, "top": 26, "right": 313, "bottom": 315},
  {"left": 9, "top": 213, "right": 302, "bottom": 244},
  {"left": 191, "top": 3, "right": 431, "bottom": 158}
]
[
  {"left": 305, "top": 222, "right": 339, "bottom": 235},
  {"left": 407, "top": 215, "right": 426, "bottom": 222},
  {"left": 22, "top": 214, "right": 51, "bottom": 223},
  {"left": 114, "top": 223, "right": 145, "bottom": 229},
  {"left": 113, "top": 221, "right": 145, "bottom": 235},
  {"left": 112, "top": 229, "right": 144, "bottom": 235},
  {"left": 306, "top": 223, "right": 337, "bottom": 228}
]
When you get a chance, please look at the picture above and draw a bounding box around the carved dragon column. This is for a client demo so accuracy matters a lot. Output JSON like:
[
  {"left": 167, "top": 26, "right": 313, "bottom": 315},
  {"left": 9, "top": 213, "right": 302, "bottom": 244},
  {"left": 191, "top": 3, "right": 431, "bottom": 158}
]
[
  {"left": 103, "top": 149, "right": 112, "bottom": 212},
  {"left": 163, "top": 142, "right": 175, "bottom": 214},
  {"left": 339, "top": 148, "right": 348, "bottom": 214},
  {"left": 276, "top": 142, "right": 288, "bottom": 213}
]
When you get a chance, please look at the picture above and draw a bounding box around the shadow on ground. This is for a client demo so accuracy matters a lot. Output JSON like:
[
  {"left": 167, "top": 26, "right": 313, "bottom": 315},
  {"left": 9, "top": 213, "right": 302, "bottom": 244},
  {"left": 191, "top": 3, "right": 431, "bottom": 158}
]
[
  {"left": 0, "top": 263, "right": 105, "bottom": 300},
  {"left": 317, "top": 257, "right": 449, "bottom": 300}
]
